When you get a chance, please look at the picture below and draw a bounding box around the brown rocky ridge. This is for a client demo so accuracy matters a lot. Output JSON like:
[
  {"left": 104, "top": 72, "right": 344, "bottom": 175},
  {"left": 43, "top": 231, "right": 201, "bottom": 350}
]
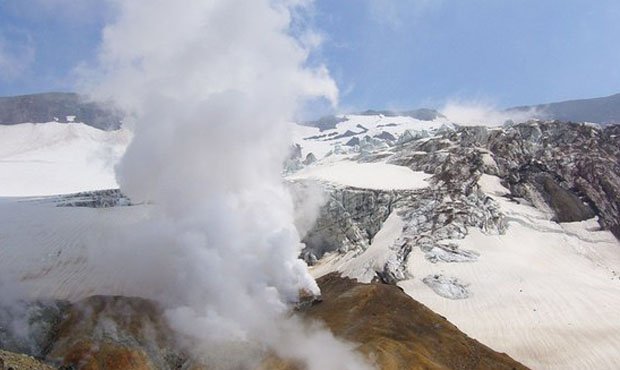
[{"left": 0, "top": 274, "right": 527, "bottom": 370}]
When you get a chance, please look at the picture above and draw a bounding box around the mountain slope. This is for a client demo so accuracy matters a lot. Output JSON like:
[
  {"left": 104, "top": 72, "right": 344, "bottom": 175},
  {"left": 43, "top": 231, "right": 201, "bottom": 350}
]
[
  {"left": 0, "top": 109, "right": 619, "bottom": 369},
  {"left": 0, "top": 92, "right": 123, "bottom": 130},
  {"left": 300, "top": 273, "right": 528, "bottom": 370},
  {"left": 0, "top": 122, "right": 129, "bottom": 196},
  {"left": 289, "top": 114, "right": 620, "bottom": 369},
  {"left": 0, "top": 275, "right": 528, "bottom": 370},
  {"left": 507, "top": 92, "right": 620, "bottom": 124}
]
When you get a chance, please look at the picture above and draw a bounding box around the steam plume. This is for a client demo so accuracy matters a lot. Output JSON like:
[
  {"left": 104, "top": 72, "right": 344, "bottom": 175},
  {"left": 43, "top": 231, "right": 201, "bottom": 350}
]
[
  {"left": 83, "top": 0, "right": 370, "bottom": 368},
  {"left": 441, "top": 100, "right": 541, "bottom": 126}
]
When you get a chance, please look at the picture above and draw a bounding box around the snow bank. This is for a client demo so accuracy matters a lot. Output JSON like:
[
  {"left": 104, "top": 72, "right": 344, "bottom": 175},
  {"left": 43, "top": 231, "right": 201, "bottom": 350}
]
[
  {"left": 311, "top": 173, "right": 620, "bottom": 369},
  {"left": 0, "top": 122, "right": 130, "bottom": 196},
  {"left": 288, "top": 161, "right": 430, "bottom": 190},
  {"left": 399, "top": 176, "right": 620, "bottom": 369}
]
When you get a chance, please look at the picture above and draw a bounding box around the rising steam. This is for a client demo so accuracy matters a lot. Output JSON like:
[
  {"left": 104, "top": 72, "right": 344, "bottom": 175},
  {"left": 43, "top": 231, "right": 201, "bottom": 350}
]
[
  {"left": 441, "top": 100, "right": 541, "bottom": 126},
  {"left": 82, "top": 0, "right": 370, "bottom": 368}
]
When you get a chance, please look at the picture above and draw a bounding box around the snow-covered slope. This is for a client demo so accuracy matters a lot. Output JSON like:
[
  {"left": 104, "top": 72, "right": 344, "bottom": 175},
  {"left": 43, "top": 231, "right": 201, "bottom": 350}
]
[
  {"left": 289, "top": 116, "right": 620, "bottom": 369},
  {"left": 1, "top": 116, "right": 620, "bottom": 369},
  {"left": 309, "top": 174, "right": 620, "bottom": 370},
  {"left": 0, "top": 122, "right": 130, "bottom": 196},
  {"left": 288, "top": 161, "right": 430, "bottom": 190},
  {"left": 291, "top": 113, "right": 452, "bottom": 159},
  {"left": 399, "top": 176, "right": 620, "bottom": 369},
  {"left": 0, "top": 199, "right": 151, "bottom": 301}
]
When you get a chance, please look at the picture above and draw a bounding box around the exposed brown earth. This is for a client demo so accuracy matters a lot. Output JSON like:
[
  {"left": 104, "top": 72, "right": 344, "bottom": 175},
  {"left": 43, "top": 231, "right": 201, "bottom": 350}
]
[
  {"left": 299, "top": 273, "right": 528, "bottom": 370},
  {"left": 46, "top": 296, "right": 183, "bottom": 370},
  {"left": 0, "top": 275, "right": 527, "bottom": 370}
]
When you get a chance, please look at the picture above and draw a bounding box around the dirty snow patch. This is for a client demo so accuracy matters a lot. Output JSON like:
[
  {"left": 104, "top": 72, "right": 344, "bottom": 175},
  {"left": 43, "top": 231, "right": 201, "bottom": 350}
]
[{"left": 422, "top": 274, "right": 471, "bottom": 299}]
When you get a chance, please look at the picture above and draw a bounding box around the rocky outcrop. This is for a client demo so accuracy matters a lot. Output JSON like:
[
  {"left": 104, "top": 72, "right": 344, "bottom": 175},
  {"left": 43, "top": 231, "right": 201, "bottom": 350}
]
[
  {"left": 514, "top": 171, "right": 595, "bottom": 222},
  {"left": 47, "top": 296, "right": 185, "bottom": 370},
  {"left": 302, "top": 153, "right": 317, "bottom": 165},
  {"left": 389, "top": 120, "right": 620, "bottom": 237},
  {"left": 0, "top": 297, "right": 188, "bottom": 370},
  {"left": 300, "top": 115, "right": 348, "bottom": 131},
  {"left": 0, "top": 349, "right": 54, "bottom": 370},
  {"left": 284, "top": 143, "right": 302, "bottom": 170},
  {"left": 301, "top": 187, "right": 405, "bottom": 264},
  {"left": 17, "top": 189, "right": 132, "bottom": 208},
  {"left": 0, "top": 300, "right": 69, "bottom": 358},
  {"left": 485, "top": 121, "right": 620, "bottom": 236},
  {"left": 301, "top": 132, "right": 508, "bottom": 282},
  {"left": 54, "top": 189, "right": 132, "bottom": 208}
]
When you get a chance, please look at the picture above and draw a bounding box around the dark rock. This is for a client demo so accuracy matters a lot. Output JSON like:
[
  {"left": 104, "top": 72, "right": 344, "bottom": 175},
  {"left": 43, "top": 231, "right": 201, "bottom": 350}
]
[
  {"left": 401, "top": 108, "right": 446, "bottom": 121},
  {"left": 46, "top": 296, "right": 187, "bottom": 370},
  {"left": 374, "top": 131, "right": 396, "bottom": 141},
  {"left": 0, "top": 300, "right": 70, "bottom": 358},
  {"left": 534, "top": 174, "right": 595, "bottom": 222},
  {"left": 299, "top": 115, "right": 348, "bottom": 131},
  {"left": 284, "top": 144, "right": 303, "bottom": 172},
  {"left": 390, "top": 120, "right": 620, "bottom": 238},
  {"left": 344, "top": 137, "right": 359, "bottom": 147},
  {"left": 330, "top": 129, "right": 361, "bottom": 140},
  {"left": 302, "top": 153, "right": 317, "bottom": 165},
  {"left": 301, "top": 188, "right": 403, "bottom": 263},
  {"left": 488, "top": 121, "right": 620, "bottom": 237}
]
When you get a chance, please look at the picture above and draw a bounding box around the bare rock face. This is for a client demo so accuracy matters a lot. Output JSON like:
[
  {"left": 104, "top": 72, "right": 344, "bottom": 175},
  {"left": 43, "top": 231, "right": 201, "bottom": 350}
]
[
  {"left": 486, "top": 121, "right": 620, "bottom": 236},
  {"left": 301, "top": 188, "right": 403, "bottom": 264},
  {"left": 0, "top": 300, "right": 69, "bottom": 358},
  {"left": 0, "top": 349, "right": 54, "bottom": 370},
  {"left": 520, "top": 172, "right": 595, "bottom": 222}
]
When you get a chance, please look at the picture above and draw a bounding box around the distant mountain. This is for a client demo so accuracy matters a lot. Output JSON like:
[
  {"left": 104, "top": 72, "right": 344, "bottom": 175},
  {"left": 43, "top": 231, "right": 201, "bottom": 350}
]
[
  {"left": 299, "top": 115, "right": 348, "bottom": 131},
  {"left": 507, "top": 93, "right": 620, "bottom": 124},
  {"left": 358, "top": 108, "right": 445, "bottom": 121},
  {"left": 0, "top": 92, "right": 123, "bottom": 130},
  {"left": 301, "top": 108, "right": 445, "bottom": 132}
]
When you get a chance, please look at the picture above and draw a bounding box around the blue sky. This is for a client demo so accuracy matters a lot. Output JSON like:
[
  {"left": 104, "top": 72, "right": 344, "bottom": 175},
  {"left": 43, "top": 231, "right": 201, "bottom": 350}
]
[{"left": 1, "top": 0, "right": 619, "bottom": 110}]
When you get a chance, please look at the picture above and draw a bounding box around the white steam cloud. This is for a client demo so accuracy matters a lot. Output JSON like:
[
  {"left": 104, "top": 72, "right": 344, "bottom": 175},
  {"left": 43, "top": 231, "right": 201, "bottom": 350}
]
[
  {"left": 441, "top": 100, "right": 541, "bottom": 126},
  {"left": 82, "top": 0, "right": 370, "bottom": 369}
]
